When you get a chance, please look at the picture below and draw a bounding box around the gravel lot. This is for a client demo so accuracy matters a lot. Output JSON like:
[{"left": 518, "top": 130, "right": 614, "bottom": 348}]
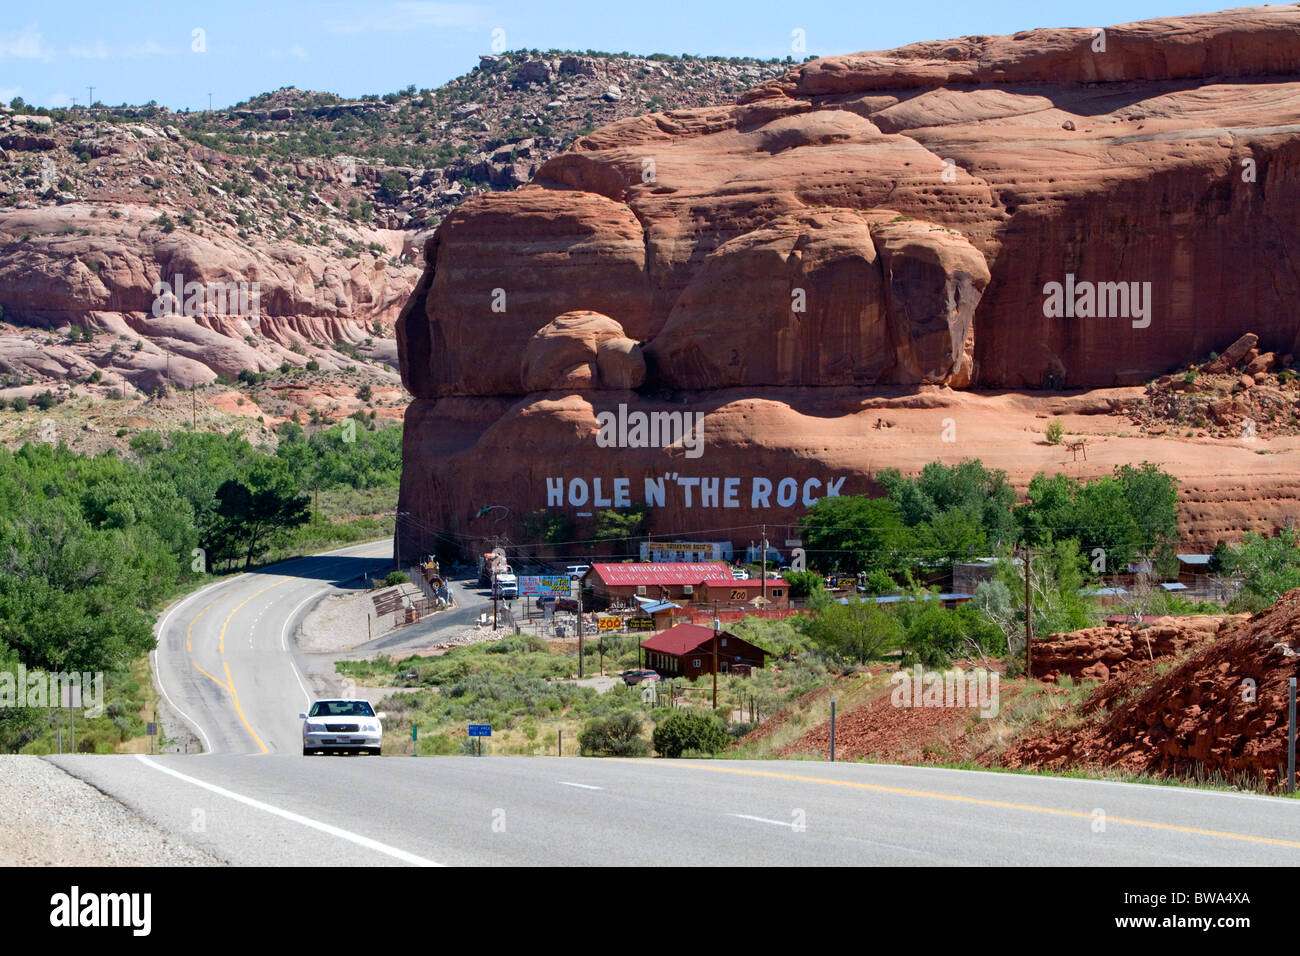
[{"left": 0, "top": 756, "right": 222, "bottom": 865}]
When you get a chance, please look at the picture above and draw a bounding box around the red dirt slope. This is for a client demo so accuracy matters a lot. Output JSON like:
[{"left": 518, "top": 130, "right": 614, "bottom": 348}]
[{"left": 1006, "top": 590, "right": 1300, "bottom": 788}]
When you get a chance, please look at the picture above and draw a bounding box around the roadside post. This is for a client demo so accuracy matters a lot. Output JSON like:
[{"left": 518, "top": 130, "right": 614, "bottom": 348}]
[
  {"left": 61, "top": 683, "right": 81, "bottom": 754},
  {"left": 147, "top": 719, "right": 157, "bottom": 755},
  {"left": 1289, "top": 678, "right": 1296, "bottom": 794},
  {"left": 469, "top": 723, "right": 491, "bottom": 757},
  {"left": 829, "top": 697, "right": 836, "bottom": 762},
  {"left": 412, "top": 725, "right": 418, "bottom": 756},
  {"left": 558, "top": 728, "right": 562, "bottom": 757}
]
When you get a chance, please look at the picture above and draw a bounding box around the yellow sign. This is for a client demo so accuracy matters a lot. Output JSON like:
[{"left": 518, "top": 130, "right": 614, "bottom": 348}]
[{"left": 598, "top": 616, "right": 621, "bottom": 631}]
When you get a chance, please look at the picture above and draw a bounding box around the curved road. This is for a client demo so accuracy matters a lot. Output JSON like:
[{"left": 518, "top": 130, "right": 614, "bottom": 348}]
[
  {"left": 153, "top": 540, "right": 394, "bottom": 756},
  {"left": 42, "top": 540, "right": 1300, "bottom": 866}
]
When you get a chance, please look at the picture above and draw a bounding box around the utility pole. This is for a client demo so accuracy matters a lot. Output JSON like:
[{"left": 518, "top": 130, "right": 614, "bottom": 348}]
[
  {"left": 208, "top": 92, "right": 213, "bottom": 112},
  {"left": 577, "top": 582, "right": 584, "bottom": 678},
  {"left": 712, "top": 608, "right": 720, "bottom": 711},
  {"left": 192, "top": 389, "right": 196, "bottom": 429},
  {"left": 761, "top": 524, "right": 768, "bottom": 603},
  {"left": 88, "top": 86, "right": 94, "bottom": 107},
  {"left": 492, "top": 565, "right": 499, "bottom": 630},
  {"left": 1022, "top": 544, "right": 1034, "bottom": 678}
]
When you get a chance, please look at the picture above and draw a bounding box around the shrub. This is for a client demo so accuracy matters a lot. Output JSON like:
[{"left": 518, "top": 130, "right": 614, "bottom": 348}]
[
  {"left": 382, "top": 570, "right": 408, "bottom": 586},
  {"left": 1045, "top": 420, "right": 1064, "bottom": 444},
  {"left": 652, "top": 709, "right": 729, "bottom": 758},
  {"left": 579, "top": 711, "right": 652, "bottom": 757},
  {"left": 11, "top": 396, "right": 27, "bottom": 412}
]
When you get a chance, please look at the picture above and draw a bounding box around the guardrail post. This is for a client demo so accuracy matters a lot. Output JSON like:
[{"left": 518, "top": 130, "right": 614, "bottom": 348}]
[
  {"left": 829, "top": 697, "right": 836, "bottom": 763},
  {"left": 1289, "top": 678, "right": 1296, "bottom": 795}
]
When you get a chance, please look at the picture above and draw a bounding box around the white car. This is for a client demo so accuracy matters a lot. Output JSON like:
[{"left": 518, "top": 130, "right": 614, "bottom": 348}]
[{"left": 300, "top": 699, "right": 385, "bottom": 756}]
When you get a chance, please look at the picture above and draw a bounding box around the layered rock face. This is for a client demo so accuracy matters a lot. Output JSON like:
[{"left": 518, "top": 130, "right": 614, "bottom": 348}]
[
  {"left": 0, "top": 203, "right": 412, "bottom": 390},
  {"left": 397, "top": 7, "right": 1300, "bottom": 555}
]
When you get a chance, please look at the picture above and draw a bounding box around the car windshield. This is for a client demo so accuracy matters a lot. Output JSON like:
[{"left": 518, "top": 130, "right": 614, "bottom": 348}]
[{"left": 308, "top": 700, "right": 375, "bottom": 718}]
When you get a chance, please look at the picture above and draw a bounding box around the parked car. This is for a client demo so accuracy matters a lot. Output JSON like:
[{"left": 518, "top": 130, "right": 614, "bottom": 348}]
[
  {"left": 620, "top": 669, "right": 662, "bottom": 686},
  {"left": 731, "top": 567, "right": 750, "bottom": 580},
  {"left": 301, "top": 699, "right": 384, "bottom": 756}
]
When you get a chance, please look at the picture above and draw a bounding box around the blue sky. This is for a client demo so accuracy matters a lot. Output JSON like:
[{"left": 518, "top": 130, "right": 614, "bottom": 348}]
[{"left": 0, "top": 0, "right": 1226, "bottom": 110}]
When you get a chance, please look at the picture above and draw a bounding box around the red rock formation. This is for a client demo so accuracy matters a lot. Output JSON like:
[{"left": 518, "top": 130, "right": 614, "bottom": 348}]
[
  {"left": 396, "top": 7, "right": 1300, "bottom": 556},
  {"left": 1006, "top": 590, "right": 1300, "bottom": 788}
]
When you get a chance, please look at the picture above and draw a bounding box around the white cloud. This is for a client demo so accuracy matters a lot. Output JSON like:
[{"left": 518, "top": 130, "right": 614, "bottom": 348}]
[
  {"left": 0, "top": 23, "right": 52, "bottom": 61},
  {"left": 48, "top": 92, "right": 71, "bottom": 108},
  {"left": 122, "top": 40, "right": 171, "bottom": 58},
  {"left": 268, "top": 43, "right": 310, "bottom": 61},
  {"left": 325, "top": 2, "right": 489, "bottom": 35},
  {"left": 68, "top": 40, "right": 109, "bottom": 59}
]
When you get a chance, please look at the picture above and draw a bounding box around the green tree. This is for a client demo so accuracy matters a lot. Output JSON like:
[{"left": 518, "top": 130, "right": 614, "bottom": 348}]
[
  {"left": 799, "top": 495, "right": 907, "bottom": 572},
  {"left": 652, "top": 709, "right": 729, "bottom": 758},
  {"left": 210, "top": 457, "right": 310, "bottom": 569},
  {"left": 795, "top": 597, "right": 904, "bottom": 662},
  {"left": 782, "top": 569, "right": 824, "bottom": 601},
  {"left": 579, "top": 711, "right": 651, "bottom": 756},
  {"left": 1223, "top": 529, "right": 1300, "bottom": 612}
]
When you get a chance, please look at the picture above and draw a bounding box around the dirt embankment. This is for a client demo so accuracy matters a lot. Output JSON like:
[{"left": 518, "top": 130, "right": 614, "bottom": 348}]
[{"left": 1006, "top": 592, "right": 1300, "bottom": 788}]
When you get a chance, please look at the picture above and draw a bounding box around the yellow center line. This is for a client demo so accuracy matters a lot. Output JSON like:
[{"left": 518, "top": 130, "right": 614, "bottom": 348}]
[
  {"left": 223, "top": 661, "right": 268, "bottom": 755},
  {"left": 185, "top": 600, "right": 216, "bottom": 653},
  {"left": 191, "top": 660, "right": 229, "bottom": 693},
  {"left": 181, "top": 578, "right": 288, "bottom": 755},
  {"left": 218, "top": 581, "right": 286, "bottom": 654},
  {"left": 639, "top": 761, "right": 1300, "bottom": 851}
]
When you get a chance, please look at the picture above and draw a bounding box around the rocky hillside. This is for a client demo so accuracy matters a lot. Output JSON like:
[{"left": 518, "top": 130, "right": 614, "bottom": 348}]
[
  {"left": 395, "top": 6, "right": 1300, "bottom": 558},
  {"left": 0, "top": 51, "right": 791, "bottom": 426}
]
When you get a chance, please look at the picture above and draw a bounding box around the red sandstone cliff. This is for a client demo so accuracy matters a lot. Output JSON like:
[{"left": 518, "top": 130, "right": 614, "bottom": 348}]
[{"left": 396, "top": 7, "right": 1300, "bottom": 556}]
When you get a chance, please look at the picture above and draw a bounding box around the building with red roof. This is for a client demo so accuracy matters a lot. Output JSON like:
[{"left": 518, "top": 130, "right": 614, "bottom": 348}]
[
  {"left": 639, "top": 623, "right": 769, "bottom": 680},
  {"left": 584, "top": 563, "right": 789, "bottom": 608}
]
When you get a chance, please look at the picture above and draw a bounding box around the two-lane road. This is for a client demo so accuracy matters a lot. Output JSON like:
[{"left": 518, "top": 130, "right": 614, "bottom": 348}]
[
  {"left": 49, "top": 539, "right": 1300, "bottom": 867},
  {"left": 52, "top": 754, "right": 1300, "bottom": 866},
  {"left": 153, "top": 540, "right": 393, "bottom": 755}
]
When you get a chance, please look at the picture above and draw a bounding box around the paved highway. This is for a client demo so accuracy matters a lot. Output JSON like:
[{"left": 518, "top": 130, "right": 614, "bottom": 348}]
[
  {"left": 52, "top": 753, "right": 1300, "bottom": 865},
  {"left": 152, "top": 540, "right": 394, "bottom": 755},
  {"left": 54, "top": 539, "right": 1300, "bottom": 866}
]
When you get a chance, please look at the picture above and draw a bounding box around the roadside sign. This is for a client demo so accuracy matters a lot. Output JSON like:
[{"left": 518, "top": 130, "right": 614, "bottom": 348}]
[
  {"left": 598, "top": 616, "right": 621, "bottom": 631},
  {"left": 468, "top": 724, "right": 492, "bottom": 737},
  {"left": 628, "top": 616, "right": 654, "bottom": 631},
  {"left": 146, "top": 722, "right": 157, "bottom": 736},
  {"left": 518, "top": 575, "right": 572, "bottom": 596}
]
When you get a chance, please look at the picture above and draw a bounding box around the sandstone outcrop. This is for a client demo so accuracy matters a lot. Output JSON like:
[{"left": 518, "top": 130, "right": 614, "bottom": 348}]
[
  {"left": 1006, "top": 590, "right": 1300, "bottom": 788},
  {"left": 391, "top": 6, "right": 1300, "bottom": 555},
  {"left": 520, "top": 311, "right": 644, "bottom": 391}
]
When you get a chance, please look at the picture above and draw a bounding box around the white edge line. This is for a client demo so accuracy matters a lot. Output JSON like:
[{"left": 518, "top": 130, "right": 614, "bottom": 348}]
[
  {"left": 559, "top": 781, "right": 602, "bottom": 790},
  {"left": 151, "top": 541, "right": 389, "bottom": 755},
  {"left": 281, "top": 588, "right": 335, "bottom": 706},
  {"left": 135, "top": 755, "right": 441, "bottom": 866},
  {"left": 153, "top": 580, "right": 234, "bottom": 755},
  {"left": 731, "top": 813, "right": 795, "bottom": 828}
]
